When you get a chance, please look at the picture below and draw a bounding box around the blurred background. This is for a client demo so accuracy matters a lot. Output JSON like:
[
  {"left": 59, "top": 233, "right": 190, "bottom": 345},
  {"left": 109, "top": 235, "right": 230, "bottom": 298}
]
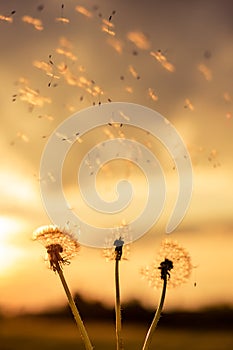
[{"left": 0, "top": 0, "right": 233, "bottom": 348}]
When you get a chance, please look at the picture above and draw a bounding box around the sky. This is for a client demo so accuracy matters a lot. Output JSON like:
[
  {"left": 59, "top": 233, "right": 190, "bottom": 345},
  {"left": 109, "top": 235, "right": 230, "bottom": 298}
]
[{"left": 0, "top": 0, "right": 233, "bottom": 315}]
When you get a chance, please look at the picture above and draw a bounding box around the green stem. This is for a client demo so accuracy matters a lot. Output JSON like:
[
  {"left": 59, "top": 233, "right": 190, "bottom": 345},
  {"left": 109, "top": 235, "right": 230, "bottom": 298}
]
[
  {"left": 56, "top": 264, "right": 93, "bottom": 350},
  {"left": 142, "top": 276, "right": 167, "bottom": 350},
  {"left": 115, "top": 258, "right": 124, "bottom": 350}
]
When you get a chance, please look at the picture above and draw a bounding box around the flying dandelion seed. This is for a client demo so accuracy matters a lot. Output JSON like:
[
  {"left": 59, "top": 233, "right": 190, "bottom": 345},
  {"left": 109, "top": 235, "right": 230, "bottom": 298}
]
[
  {"left": 125, "top": 86, "right": 133, "bottom": 93},
  {"left": 127, "top": 31, "right": 151, "bottom": 50},
  {"left": 12, "top": 94, "right": 17, "bottom": 102},
  {"left": 148, "top": 88, "right": 158, "bottom": 101},
  {"left": 37, "top": 114, "right": 54, "bottom": 121},
  {"left": 150, "top": 50, "right": 175, "bottom": 72},
  {"left": 33, "top": 60, "right": 53, "bottom": 74},
  {"left": 55, "top": 3, "right": 70, "bottom": 24},
  {"left": 223, "top": 92, "right": 232, "bottom": 103},
  {"left": 102, "top": 18, "right": 114, "bottom": 28},
  {"left": 22, "top": 15, "right": 44, "bottom": 30},
  {"left": 107, "top": 37, "right": 123, "bottom": 54},
  {"left": 59, "top": 36, "right": 73, "bottom": 49},
  {"left": 56, "top": 47, "right": 77, "bottom": 61},
  {"left": 198, "top": 63, "right": 212, "bottom": 81},
  {"left": 184, "top": 98, "right": 194, "bottom": 111},
  {"left": 102, "top": 24, "right": 116, "bottom": 36},
  {"left": 108, "top": 10, "right": 116, "bottom": 22},
  {"left": 55, "top": 17, "right": 70, "bottom": 24},
  {"left": 162, "top": 61, "right": 175, "bottom": 72},
  {"left": 150, "top": 50, "right": 166, "bottom": 63},
  {"left": 18, "top": 84, "right": 51, "bottom": 108},
  {"left": 101, "top": 17, "right": 116, "bottom": 36},
  {"left": 0, "top": 10, "right": 15, "bottom": 22},
  {"left": 75, "top": 5, "right": 93, "bottom": 18},
  {"left": 0, "top": 14, "right": 13, "bottom": 23},
  {"left": 57, "top": 62, "right": 68, "bottom": 74},
  {"left": 16, "top": 131, "right": 29, "bottom": 143},
  {"left": 128, "top": 65, "right": 140, "bottom": 79}
]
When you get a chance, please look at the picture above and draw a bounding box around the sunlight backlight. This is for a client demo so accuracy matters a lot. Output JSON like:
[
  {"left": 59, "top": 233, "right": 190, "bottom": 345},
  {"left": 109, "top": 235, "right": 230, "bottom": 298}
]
[
  {"left": 0, "top": 216, "right": 23, "bottom": 242},
  {"left": 0, "top": 172, "right": 37, "bottom": 203},
  {"left": 0, "top": 244, "right": 24, "bottom": 274},
  {"left": 0, "top": 217, "right": 25, "bottom": 274}
]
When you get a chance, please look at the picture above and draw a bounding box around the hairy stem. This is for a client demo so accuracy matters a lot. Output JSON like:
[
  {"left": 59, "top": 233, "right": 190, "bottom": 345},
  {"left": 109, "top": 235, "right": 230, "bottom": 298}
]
[
  {"left": 56, "top": 263, "right": 93, "bottom": 350},
  {"left": 115, "top": 258, "right": 124, "bottom": 350},
  {"left": 142, "top": 276, "right": 167, "bottom": 350}
]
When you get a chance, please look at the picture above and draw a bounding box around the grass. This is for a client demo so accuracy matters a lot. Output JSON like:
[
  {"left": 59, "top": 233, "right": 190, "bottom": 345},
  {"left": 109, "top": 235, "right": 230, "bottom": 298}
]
[{"left": 0, "top": 316, "right": 233, "bottom": 350}]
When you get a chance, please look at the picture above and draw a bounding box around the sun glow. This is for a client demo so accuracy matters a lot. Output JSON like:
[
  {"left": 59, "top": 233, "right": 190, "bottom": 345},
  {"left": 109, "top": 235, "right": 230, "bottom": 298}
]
[
  {"left": 0, "top": 170, "right": 38, "bottom": 204},
  {"left": 0, "top": 217, "right": 25, "bottom": 274}
]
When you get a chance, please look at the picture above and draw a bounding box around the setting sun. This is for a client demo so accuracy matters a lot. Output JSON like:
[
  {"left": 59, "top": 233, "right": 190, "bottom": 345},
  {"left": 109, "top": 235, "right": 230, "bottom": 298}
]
[{"left": 0, "top": 216, "right": 25, "bottom": 274}]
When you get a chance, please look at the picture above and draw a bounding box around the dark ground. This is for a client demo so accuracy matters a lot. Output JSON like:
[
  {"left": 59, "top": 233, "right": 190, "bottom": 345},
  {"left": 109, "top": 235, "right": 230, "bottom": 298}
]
[{"left": 0, "top": 296, "right": 232, "bottom": 349}]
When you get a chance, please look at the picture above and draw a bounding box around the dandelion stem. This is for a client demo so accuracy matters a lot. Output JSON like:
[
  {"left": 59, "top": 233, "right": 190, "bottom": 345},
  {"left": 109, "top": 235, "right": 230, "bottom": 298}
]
[
  {"left": 142, "top": 275, "right": 167, "bottom": 350},
  {"left": 115, "top": 255, "right": 124, "bottom": 349},
  {"left": 56, "top": 263, "right": 93, "bottom": 350}
]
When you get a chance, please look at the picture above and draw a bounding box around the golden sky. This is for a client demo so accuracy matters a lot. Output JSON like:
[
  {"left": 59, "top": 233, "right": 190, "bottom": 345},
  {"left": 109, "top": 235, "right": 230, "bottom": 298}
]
[{"left": 0, "top": 0, "right": 233, "bottom": 315}]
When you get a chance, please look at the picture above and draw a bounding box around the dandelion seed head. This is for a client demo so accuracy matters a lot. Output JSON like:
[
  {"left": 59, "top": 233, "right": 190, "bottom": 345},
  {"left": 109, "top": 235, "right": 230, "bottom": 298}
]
[
  {"left": 102, "top": 224, "right": 131, "bottom": 262},
  {"left": 33, "top": 225, "right": 80, "bottom": 269},
  {"left": 141, "top": 239, "right": 192, "bottom": 288}
]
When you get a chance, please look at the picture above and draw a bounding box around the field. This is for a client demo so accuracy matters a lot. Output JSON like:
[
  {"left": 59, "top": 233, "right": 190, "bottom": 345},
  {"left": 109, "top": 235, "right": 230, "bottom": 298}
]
[{"left": 0, "top": 316, "right": 233, "bottom": 350}]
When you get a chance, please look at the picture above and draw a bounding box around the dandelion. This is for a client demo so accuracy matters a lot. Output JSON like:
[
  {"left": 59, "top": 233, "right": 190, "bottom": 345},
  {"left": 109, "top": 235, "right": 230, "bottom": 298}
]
[
  {"left": 33, "top": 225, "right": 80, "bottom": 269},
  {"left": 103, "top": 225, "right": 131, "bottom": 350},
  {"left": 142, "top": 239, "right": 192, "bottom": 289},
  {"left": 33, "top": 225, "right": 93, "bottom": 350},
  {"left": 114, "top": 236, "right": 124, "bottom": 350},
  {"left": 141, "top": 239, "right": 192, "bottom": 350},
  {"left": 103, "top": 237, "right": 130, "bottom": 262}
]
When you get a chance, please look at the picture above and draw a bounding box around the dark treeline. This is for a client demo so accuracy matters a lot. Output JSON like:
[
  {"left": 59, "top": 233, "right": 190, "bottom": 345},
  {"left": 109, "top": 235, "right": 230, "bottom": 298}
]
[{"left": 26, "top": 293, "right": 233, "bottom": 330}]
